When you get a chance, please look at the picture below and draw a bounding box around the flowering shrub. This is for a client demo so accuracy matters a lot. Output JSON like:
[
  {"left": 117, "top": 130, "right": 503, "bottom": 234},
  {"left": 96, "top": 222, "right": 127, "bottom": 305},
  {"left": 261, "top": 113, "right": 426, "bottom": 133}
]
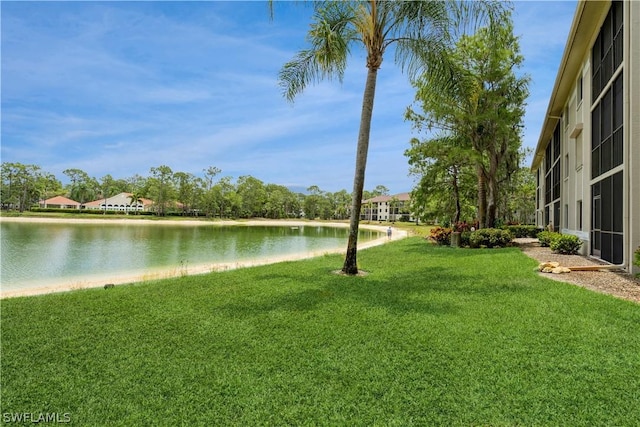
[
  {"left": 429, "top": 226, "right": 452, "bottom": 246},
  {"left": 453, "top": 221, "right": 478, "bottom": 233},
  {"left": 468, "top": 228, "right": 513, "bottom": 248},
  {"left": 549, "top": 234, "right": 583, "bottom": 255}
]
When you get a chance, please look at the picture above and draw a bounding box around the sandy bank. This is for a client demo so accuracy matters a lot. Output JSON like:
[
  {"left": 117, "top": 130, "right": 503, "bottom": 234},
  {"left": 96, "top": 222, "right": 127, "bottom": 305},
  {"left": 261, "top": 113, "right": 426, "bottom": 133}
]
[{"left": 0, "top": 217, "right": 407, "bottom": 299}]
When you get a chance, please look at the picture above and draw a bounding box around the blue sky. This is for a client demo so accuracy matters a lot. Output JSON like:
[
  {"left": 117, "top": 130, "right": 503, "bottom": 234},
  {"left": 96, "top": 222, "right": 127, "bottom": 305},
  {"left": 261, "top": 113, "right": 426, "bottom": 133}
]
[{"left": 1, "top": 1, "right": 576, "bottom": 194}]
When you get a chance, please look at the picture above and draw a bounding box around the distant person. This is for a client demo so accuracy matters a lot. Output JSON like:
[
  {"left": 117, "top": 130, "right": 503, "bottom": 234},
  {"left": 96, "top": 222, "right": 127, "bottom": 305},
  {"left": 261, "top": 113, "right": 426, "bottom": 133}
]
[{"left": 387, "top": 226, "right": 392, "bottom": 240}]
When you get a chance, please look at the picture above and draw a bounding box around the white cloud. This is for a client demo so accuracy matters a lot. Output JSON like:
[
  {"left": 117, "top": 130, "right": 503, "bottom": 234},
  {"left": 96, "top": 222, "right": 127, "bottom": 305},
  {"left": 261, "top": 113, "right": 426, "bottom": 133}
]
[{"left": 1, "top": 1, "right": 579, "bottom": 193}]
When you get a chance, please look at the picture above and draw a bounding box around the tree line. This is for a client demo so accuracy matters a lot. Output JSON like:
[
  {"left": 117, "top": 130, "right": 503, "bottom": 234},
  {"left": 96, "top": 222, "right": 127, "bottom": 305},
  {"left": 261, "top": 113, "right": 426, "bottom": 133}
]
[
  {"left": 3, "top": 4, "right": 537, "bottom": 234},
  {"left": 0, "top": 162, "right": 394, "bottom": 220}
]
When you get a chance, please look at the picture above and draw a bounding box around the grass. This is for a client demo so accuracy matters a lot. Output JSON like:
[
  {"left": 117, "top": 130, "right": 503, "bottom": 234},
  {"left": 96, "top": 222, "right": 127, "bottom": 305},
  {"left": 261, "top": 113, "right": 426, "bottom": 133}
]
[
  {"left": 358, "top": 219, "right": 433, "bottom": 237},
  {"left": 2, "top": 237, "right": 639, "bottom": 426},
  {"left": 390, "top": 221, "right": 433, "bottom": 237}
]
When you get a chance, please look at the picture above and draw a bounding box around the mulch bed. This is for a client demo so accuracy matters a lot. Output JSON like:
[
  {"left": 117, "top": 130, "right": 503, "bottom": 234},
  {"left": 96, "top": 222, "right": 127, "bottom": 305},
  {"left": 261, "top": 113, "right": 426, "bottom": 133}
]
[{"left": 515, "top": 239, "right": 640, "bottom": 304}]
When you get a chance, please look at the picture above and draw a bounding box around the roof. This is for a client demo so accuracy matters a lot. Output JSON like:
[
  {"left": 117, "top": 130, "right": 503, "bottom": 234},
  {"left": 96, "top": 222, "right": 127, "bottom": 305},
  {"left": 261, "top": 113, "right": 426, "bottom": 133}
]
[
  {"left": 44, "top": 196, "right": 79, "bottom": 206},
  {"left": 531, "top": 1, "right": 610, "bottom": 170},
  {"left": 363, "top": 192, "right": 411, "bottom": 203}
]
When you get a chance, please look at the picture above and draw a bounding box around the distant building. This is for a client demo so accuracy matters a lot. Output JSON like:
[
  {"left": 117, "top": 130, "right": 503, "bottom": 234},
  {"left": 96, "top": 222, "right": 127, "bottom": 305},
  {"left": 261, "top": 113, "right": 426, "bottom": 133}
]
[
  {"left": 361, "top": 193, "right": 413, "bottom": 222},
  {"left": 531, "top": 1, "right": 639, "bottom": 273},
  {"left": 85, "top": 192, "right": 153, "bottom": 213},
  {"left": 40, "top": 196, "right": 80, "bottom": 209}
]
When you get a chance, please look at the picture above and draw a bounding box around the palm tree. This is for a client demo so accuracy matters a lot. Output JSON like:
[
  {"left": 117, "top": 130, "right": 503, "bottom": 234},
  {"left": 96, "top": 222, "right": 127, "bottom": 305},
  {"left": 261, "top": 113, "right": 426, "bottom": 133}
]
[
  {"left": 279, "top": 0, "right": 504, "bottom": 274},
  {"left": 390, "top": 195, "right": 399, "bottom": 222},
  {"left": 128, "top": 192, "right": 142, "bottom": 215}
]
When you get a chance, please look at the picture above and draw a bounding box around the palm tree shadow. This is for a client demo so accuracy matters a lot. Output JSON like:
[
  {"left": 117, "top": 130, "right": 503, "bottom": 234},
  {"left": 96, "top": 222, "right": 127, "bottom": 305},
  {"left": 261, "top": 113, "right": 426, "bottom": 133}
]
[
  {"left": 216, "top": 237, "right": 538, "bottom": 318},
  {"left": 218, "top": 266, "right": 530, "bottom": 319}
]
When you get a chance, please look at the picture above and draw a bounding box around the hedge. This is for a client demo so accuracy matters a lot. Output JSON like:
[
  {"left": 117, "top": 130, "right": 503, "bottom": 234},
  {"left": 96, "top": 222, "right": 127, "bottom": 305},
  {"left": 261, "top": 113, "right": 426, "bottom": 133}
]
[
  {"left": 549, "top": 234, "right": 583, "bottom": 255},
  {"left": 469, "top": 228, "right": 513, "bottom": 248}
]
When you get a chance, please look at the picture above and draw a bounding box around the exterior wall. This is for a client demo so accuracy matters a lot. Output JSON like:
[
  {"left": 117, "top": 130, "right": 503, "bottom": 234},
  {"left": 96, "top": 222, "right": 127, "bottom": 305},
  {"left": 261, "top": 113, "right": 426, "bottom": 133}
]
[
  {"left": 628, "top": 0, "right": 640, "bottom": 274},
  {"left": 360, "top": 193, "right": 413, "bottom": 222},
  {"left": 533, "top": 1, "right": 639, "bottom": 273},
  {"left": 561, "top": 55, "right": 591, "bottom": 254},
  {"left": 40, "top": 196, "right": 80, "bottom": 209},
  {"left": 85, "top": 193, "right": 150, "bottom": 212}
]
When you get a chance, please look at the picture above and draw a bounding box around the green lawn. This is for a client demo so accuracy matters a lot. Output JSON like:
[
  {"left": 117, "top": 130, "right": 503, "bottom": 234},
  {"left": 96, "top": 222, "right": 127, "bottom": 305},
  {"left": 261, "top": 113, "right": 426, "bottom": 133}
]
[{"left": 2, "top": 237, "right": 639, "bottom": 426}]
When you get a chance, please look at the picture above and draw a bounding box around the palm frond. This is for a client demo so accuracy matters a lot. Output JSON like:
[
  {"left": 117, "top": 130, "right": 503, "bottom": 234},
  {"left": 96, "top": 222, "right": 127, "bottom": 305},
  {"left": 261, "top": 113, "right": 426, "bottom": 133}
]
[
  {"left": 278, "top": 1, "right": 356, "bottom": 102},
  {"left": 393, "top": 0, "right": 509, "bottom": 81}
]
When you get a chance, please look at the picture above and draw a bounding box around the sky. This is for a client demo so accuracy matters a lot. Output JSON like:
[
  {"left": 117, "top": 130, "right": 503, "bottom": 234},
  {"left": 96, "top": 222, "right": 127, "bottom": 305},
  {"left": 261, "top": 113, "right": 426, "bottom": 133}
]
[{"left": 1, "top": 1, "right": 577, "bottom": 195}]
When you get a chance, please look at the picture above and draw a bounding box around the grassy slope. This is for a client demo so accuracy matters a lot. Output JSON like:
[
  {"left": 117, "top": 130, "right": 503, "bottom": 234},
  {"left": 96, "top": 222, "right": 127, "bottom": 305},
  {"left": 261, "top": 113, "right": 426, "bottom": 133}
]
[{"left": 2, "top": 237, "right": 639, "bottom": 426}]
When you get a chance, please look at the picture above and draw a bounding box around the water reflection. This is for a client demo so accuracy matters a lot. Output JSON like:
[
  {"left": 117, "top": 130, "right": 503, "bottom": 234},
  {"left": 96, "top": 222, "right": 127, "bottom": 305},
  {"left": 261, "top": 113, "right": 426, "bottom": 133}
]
[{"left": 1, "top": 223, "right": 380, "bottom": 290}]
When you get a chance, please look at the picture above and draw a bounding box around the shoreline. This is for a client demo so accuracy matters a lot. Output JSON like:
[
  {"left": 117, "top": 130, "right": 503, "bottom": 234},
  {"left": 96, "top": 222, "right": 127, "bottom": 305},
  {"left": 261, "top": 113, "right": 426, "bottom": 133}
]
[{"left": 0, "top": 216, "right": 407, "bottom": 299}]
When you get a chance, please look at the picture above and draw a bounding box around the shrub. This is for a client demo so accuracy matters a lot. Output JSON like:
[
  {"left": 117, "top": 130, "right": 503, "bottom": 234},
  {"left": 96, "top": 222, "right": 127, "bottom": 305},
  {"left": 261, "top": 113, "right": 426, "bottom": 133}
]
[
  {"left": 469, "top": 228, "right": 513, "bottom": 248},
  {"left": 550, "top": 234, "right": 583, "bottom": 255},
  {"left": 537, "top": 231, "right": 559, "bottom": 247},
  {"left": 504, "top": 225, "right": 540, "bottom": 238},
  {"left": 460, "top": 231, "right": 472, "bottom": 247},
  {"left": 429, "top": 226, "right": 452, "bottom": 246},
  {"left": 634, "top": 247, "right": 640, "bottom": 276},
  {"left": 29, "top": 207, "right": 155, "bottom": 216}
]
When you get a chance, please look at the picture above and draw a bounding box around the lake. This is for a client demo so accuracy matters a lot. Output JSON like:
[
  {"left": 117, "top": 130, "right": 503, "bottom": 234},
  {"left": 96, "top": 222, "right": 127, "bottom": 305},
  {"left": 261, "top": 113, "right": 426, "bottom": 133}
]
[{"left": 0, "top": 220, "right": 382, "bottom": 295}]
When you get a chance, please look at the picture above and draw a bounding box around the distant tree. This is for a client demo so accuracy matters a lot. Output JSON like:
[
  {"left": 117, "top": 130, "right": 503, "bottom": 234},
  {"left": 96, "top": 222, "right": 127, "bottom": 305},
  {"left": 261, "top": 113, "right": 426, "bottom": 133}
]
[
  {"left": 1, "top": 162, "right": 57, "bottom": 211},
  {"left": 503, "top": 165, "right": 536, "bottom": 224},
  {"left": 330, "top": 189, "right": 351, "bottom": 220},
  {"left": 63, "top": 168, "right": 98, "bottom": 208},
  {"left": 372, "top": 185, "right": 389, "bottom": 197},
  {"left": 127, "top": 174, "right": 147, "bottom": 196},
  {"left": 236, "top": 175, "right": 266, "bottom": 218},
  {"left": 405, "top": 134, "right": 477, "bottom": 224},
  {"left": 37, "top": 172, "right": 63, "bottom": 208},
  {"left": 148, "top": 165, "right": 175, "bottom": 216},
  {"left": 211, "top": 176, "right": 237, "bottom": 218},
  {"left": 284, "top": 189, "right": 303, "bottom": 219},
  {"left": 303, "top": 185, "right": 324, "bottom": 220},
  {"left": 389, "top": 195, "right": 399, "bottom": 222},
  {"left": 303, "top": 185, "right": 335, "bottom": 220},
  {"left": 264, "top": 184, "right": 283, "bottom": 219},
  {"left": 264, "top": 184, "right": 297, "bottom": 219},
  {"left": 201, "top": 166, "right": 222, "bottom": 217},
  {"left": 99, "top": 174, "right": 118, "bottom": 214},
  {"left": 174, "top": 171, "right": 198, "bottom": 216},
  {"left": 111, "top": 178, "right": 131, "bottom": 195},
  {"left": 366, "top": 199, "right": 374, "bottom": 222}
]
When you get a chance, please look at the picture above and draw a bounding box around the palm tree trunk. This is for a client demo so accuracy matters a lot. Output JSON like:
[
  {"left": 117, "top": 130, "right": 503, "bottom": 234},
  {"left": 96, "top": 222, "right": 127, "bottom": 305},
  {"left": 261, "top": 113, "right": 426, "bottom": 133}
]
[
  {"left": 342, "top": 66, "right": 378, "bottom": 275},
  {"left": 476, "top": 165, "right": 487, "bottom": 229},
  {"left": 452, "top": 165, "right": 461, "bottom": 224},
  {"left": 487, "top": 174, "right": 498, "bottom": 228}
]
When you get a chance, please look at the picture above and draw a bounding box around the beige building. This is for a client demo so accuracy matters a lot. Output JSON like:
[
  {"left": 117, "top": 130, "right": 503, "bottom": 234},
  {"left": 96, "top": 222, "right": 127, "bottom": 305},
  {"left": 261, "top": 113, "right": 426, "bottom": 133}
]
[
  {"left": 85, "top": 192, "right": 153, "bottom": 212},
  {"left": 531, "top": 0, "right": 639, "bottom": 273},
  {"left": 361, "top": 193, "right": 413, "bottom": 222}
]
